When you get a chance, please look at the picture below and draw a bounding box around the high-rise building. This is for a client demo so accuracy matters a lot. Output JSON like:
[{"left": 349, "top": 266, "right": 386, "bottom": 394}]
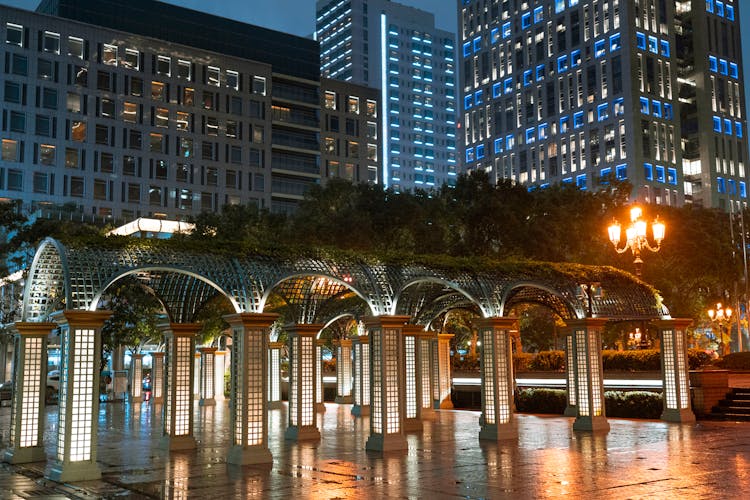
[
  {"left": 0, "top": 0, "right": 320, "bottom": 220},
  {"left": 458, "top": 0, "right": 749, "bottom": 211},
  {"left": 317, "top": 0, "right": 458, "bottom": 191}
]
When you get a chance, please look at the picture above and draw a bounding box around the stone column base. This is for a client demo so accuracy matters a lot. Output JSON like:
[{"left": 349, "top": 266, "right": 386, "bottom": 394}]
[
  {"left": 365, "top": 433, "right": 408, "bottom": 452},
  {"left": 661, "top": 408, "right": 696, "bottom": 423},
  {"left": 479, "top": 421, "right": 517, "bottom": 441},
  {"left": 160, "top": 435, "right": 197, "bottom": 451},
  {"left": 573, "top": 415, "right": 610, "bottom": 432},
  {"left": 351, "top": 404, "right": 370, "bottom": 416},
  {"left": 285, "top": 426, "right": 321, "bottom": 441},
  {"left": 46, "top": 460, "right": 102, "bottom": 482},
  {"left": 227, "top": 445, "right": 273, "bottom": 465},
  {"left": 4, "top": 446, "right": 46, "bottom": 464},
  {"left": 564, "top": 405, "right": 577, "bottom": 417}
]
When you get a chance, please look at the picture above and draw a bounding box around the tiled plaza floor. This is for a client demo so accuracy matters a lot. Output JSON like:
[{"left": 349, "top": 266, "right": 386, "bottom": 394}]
[{"left": 1, "top": 400, "right": 749, "bottom": 499}]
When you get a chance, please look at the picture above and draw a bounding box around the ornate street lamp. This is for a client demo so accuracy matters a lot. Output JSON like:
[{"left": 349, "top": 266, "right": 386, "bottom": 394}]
[
  {"left": 607, "top": 206, "right": 666, "bottom": 277},
  {"left": 707, "top": 303, "right": 732, "bottom": 356}
]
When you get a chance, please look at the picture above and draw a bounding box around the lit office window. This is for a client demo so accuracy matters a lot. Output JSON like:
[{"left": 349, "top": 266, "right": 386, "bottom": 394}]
[{"left": 102, "top": 44, "right": 118, "bottom": 65}]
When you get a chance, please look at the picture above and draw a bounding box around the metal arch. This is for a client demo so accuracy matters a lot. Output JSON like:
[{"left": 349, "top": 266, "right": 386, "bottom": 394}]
[
  {"left": 421, "top": 299, "right": 484, "bottom": 331},
  {"left": 320, "top": 313, "right": 357, "bottom": 334},
  {"left": 391, "top": 276, "right": 488, "bottom": 317},
  {"left": 499, "top": 281, "right": 580, "bottom": 319},
  {"left": 22, "top": 238, "right": 70, "bottom": 322}
]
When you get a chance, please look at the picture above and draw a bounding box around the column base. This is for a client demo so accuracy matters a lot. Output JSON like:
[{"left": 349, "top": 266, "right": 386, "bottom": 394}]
[
  {"left": 316, "top": 402, "right": 327, "bottom": 413},
  {"left": 661, "top": 408, "right": 696, "bottom": 423},
  {"left": 404, "top": 418, "right": 423, "bottom": 432},
  {"left": 335, "top": 395, "right": 353, "bottom": 404},
  {"left": 366, "top": 432, "right": 408, "bottom": 452},
  {"left": 160, "top": 435, "right": 197, "bottom": 451},
  {"left": 4, "top": 446, "right": 46, "bottom": 464},
  {"left": 564, "top": 405, "right": 577, "bottom": 417},
  {"left": 269, "top": 400, "right": 284, "bottom": 410},
  {"left": 285, "top": 425, "right": 321, "bottom": 442},
  {"left": 573, "top": 415, "right": 610, "bottom": 432},
  {"left": 351, "top": 404, "right": 370, "bottom": 416},
  {"left": 46, "top": 460, "right": 101, "bottom": 482},
  {"left": 199, "top": 398, "right": 216, "bottom": 407},
  {"left": 479, "top": 421, "right": 518, "bottom": 441},
  {"left": 435, "top": 398, "right": 454, "bottom": 409},
  {"left": 227, "top": 445, "right": 273, "bottom": 465}
]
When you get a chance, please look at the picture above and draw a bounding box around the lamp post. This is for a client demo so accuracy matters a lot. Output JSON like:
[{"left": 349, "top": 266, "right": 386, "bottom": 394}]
[
  {"left": 607, "top": 206, "right": 666, "bottom": 278},
  {"left": 707, "top": 303, "right": 732, "bottom": 356}
]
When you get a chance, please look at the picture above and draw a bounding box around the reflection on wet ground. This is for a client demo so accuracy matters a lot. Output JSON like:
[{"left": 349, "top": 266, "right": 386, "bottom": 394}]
[{"left": 1, "top": 400, "right": 749, "bottom": 498}]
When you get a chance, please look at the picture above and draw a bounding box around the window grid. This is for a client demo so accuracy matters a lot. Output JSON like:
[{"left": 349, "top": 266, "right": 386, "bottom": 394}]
[
  {"left": 420, "top": 339, "right": 432, "bottom": 410},
  {"left": 131, "top": 355, "right": 142, "bottom": 399},
  {"left": 232, "top": 326, "right": 243, "bottom": 443},
  {"left": 152, "top": 354, "right": 163, "bottom": 400},
  {"left": 575, "top": 330, "right": 590, "bottom": 417},
  {"left": 246, "top": 330, "right": 263, "bottom": 445},
  {"left": 337, "top": 344, "right": 352, "bottom": 397},
  {"left": 19, "top": 337, "right": 43, "bottom": 447},
  {"left": 315, "top": 344, "right": 323, "bottom": 405},
  {"left": 438, "top": 340, "right": 451, "bottom": 402},
  {"left": 70, "top": 328, "right": 95, "bottom": 461},
  {"left": 384, "top": 329, "right": 400, "bottom": 434},
  {"left": 405, "top": 336, "right": 417, "bottom": 419},
  {"left": 201, "top": 351, "right": 215, "bottom": 400},
  {"left": 432, "top": 341, "right": 440, "bottom": 400},
  {"left": 662, "top": 330, "right": 677, "bottom": 409},
  {"left": 269, "top": 348, "right": 280, "bottom": 402},
  {"left": 301, "top": 336, "right": 314, "bottom": 426},
  {"left": 289, "top": 337, "right": 298, "bottom": 425},
  {"left": 496, "top": 331, "right": 511, "bottom": 424},
  {"left": 56, "top": 328, "right": 69, "bottom": 461},
  {"left": 482, "top": 330, "right": 496, "bottom": 424},
  {"left": 587, "top": 331, "right": 603, "bottom": 416},
  {"left": 675, "top": 330, "right": 689, "bottom": 408},
  {"left": 566, "top": 335, "right": 577, "bottom": 405},
  {"left": 361, "top": 343, "right": 370, "bottom": 406},
  {"left": 173, "top": 336, "right": 192, "bottom": 436},
  {"left": 371, "top": 331, "right": 382, "bottom": 434}
]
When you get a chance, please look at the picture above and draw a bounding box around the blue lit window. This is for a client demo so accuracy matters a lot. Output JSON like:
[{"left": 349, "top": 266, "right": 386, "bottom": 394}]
[
  {"left": 473, "top": 36, "right": 482, "bottom": 53},
  {"left": 609, "top": 33, "right": 621, "bottom": 52},
  {"left": 709, "top": 55, "right": 718, "bottom": 72},
  {"left": 555, "top": 0, "right": 565, "bottom": 13},
  {"left": 644, "top": 163, "right": 654, "bottom": 181},
  {"left": 729, "top": 179, "right": 737, "bottom": 195},
  {"left": 640, "top": 97, "right": 650, "bottom": 114},
  {"left": 492, "top": 82, "right": 502, "bottom": 98},
  {"left": 616, "top": 164, "right": 627, "bottom": 180},
  {"left": 569, "top": 0, "right": 579, "bottom": 6},
  {"left": 668, "top": 168, "right": 678, "bottom": 186},
  {"left": 727, "top": 5, "right": 735, "bottom": 21},
  {"left": 494, "top": 137, "right": 503, "bottom": 154},
  {"left": 502, "top": 22, "right": 511, "bottom": 39},
  {"left": 491, "top": 27, "right": 500, "bottom": 44},
  {"left": 506, "top": 134, "right": 515, "bottom": 150},
  {"left": 536, "top": 64, "right": 545, "bottom": 81},
  {"left": 464, "top": 95, "right": 473, "bottom": 110},
  {"left": 389, "top": 76, "right": 399, "bottom": 87},
  {"left": 538, "top": 123, "right": 549, "bottom": 140},
  {"left": 571, "top": 49, "right": 581, "bottom": 67},
  {"left": 713, "top": 116, "right": 722, "bottom": 132},
  {"left": 660, "top": 40, "right": 670, "bottom": 57},
  {"left": 523, "top": 69, "right": 533, "bottom": 86},
  {"left": 636, "top": 32, "right": 646, "bottom": 50},
  {"left": 503, "top": 77, "right": 513, "bottom": 94},
  {"left": 557, "top": 55, "right": 568, "bottom": 72},
  {"left": 562, "top": 177, "right": 573, "bottom": 184},
  {"left": 576, "top": 174, "right": 587, "bottom": 190},
  {"left": 474, "top": 89, "right": 483, "bottom": 105},
  {"left": 597, "top": 103, "right": 609, "bottom": 121},
  {"left": 522, "top": 12, "right": 531, "bottom": 29},
  {"left": 476, "top": 144, "right": 485, "bottom": 159},
  {"left": 573, "top": 111, "right": 584, "bottom": 128},
  {"left": 706, "top": 0, "right": 714, "bottom": 13},
  {"left": 740, "top": 181, "right": 747, "bottom": 198},
  {"left": 716, "top": 1, "right": 724, "bottom": 17},
  {"left": 730, "top": 62, "right": 738, "bottom": 79},
  {"left": 594, "top": 40, "right": 606, "bottom": 58},
  {"left": 719, "top": 59, "right": 728, "bottom": 75},
  {"left": 664, "top": 103, "right": 673, "bottom": 120},
  {"left": 614, "top": 97, "right": 625, "bottom": 116},
  {"left": 526, "top": 127, "right": 536, "bottom": 143},
  {"left": 534, "top": 6, "right": 544, "bottom": 23},
  {"left": 652, "top": 100, "right": 662, "bottom": 118},
  {"left": 466, "top": 147, "right": 474, "bottom": 163},
  {"left": 462, "top": 42, "right": 471, "bottom": 57},
  {"left": 648, "top": 35, "right": 658, "bottom": 54},
  {"left": 736, "top": 121, "right": 743, "bottom": 138},
  {"left": 725, "top": 118, "right": 732, "bottom": 135},
  {"left": 656, "top": 165, "right": 665, "bottom": 183},
  {"left": 717, "top": 177, "right": 726, "bottom": 194},
  {"left": 560, "top": 115, "right": 570, "bottom": 132},
  {"left": 600, "top": 167, "right": 612, "bottom": 184}
]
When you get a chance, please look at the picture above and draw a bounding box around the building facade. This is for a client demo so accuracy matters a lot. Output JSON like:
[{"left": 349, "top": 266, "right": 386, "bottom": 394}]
[
  {"left": 317, "top": 0, "right": 458, "bottom": 192},
  {"left": 458, "top": 0, "right": 749, "bottom": 211},
  {"left": 0, "top": 0, "right": 320, "bottom": 219}
]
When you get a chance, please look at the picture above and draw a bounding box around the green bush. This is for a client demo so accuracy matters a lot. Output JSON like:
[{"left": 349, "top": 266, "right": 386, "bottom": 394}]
[
  {"left": 687, "top": 349, "right": 714, "bottom": 370},
  {"left": 513, "top": 352, "right": 534, "bottom": 372},
  {"left": 714, "top": 352, "right": 750, "bottom": 370},
  {"left": 322, "top": 359, "right": 336, "bottom": 373},
  {"left": 515, "top": 388, "right": 567, "bottom": 414},
  {"left": 604, "top": 391, "right": 662, "bottom": 419},
  {"left": 451, "top": 356, "right": 479, "bottom": 372},
  {"left": 602, "top": 350, "right": 662, "bottom": 371},
  {"left": 528, "top": 350, "right": 565, "bottom": 371}
]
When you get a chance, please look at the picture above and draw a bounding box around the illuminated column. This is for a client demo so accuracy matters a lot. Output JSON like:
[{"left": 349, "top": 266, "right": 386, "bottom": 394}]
[
  {"left": 150, "top": 351, "right": 165, "bottom": 404},
  {"left": 199, "top": 347, "right": 217, "bottom": 406},
  {"left": 334, "top": 339, "right": 353, "bottom": 403},
  {"left": 418, "top": 333, "right": 435, "bottom": 420},
  {"left": 267, "top": 341, "right": 283, "bottom": 409},
  {"left": 225, "top": 313, "right": 278, "bottom": 465},
  {"left": 315, "top": 339, "right": 326, "bottom": 412},
  {"left": 193, "top": 352, "right": 201, "bottom": 398},
  {"left": 564, "top": 332, "right": 577, "bottom": 416},
  {"left": 432, "top": 333, "right": 454, "bottom": 409},
  {"left": 476, "top": 318, "right": 518, "bottom": 441},
  {"left": 351, "top": 334, "right": 370, "bottom": 416},
  {"left": 567, "top": 318, "right": 610, "bottom": 432},
  {"left": 47, "top": 310, "right": 112, "bottom": 482},
  {"left": 214, "top": 350, "right": 226, "bottom": 401},
  {"left": 130, "top": 353, "right": 144, "bottom": 401},
  {"left": 656, "top": 319, "right": 696, "bottom": 423},
  {"left": 365, "top": 315, "right": 409, "bottom": 452},
  {"left": 285, "top": 324, "right": 322, "bottom": 441},
  {"left": 161, "top": 323, "right": 200, "bottom": 451},
  {"left": 3, "top": 322, "right": 55, "bottom": 464},
  {"left": 402, "top": 325, "right": 424, "bottom": 431}
]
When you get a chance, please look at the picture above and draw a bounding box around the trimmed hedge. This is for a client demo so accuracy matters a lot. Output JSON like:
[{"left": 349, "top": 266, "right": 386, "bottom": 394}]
[
  {"left": 714, "top": 352, "right": 750, "bottom": 370},
  {"left": 515, "top": 388, "right": 567, "bottom": 414},
  {"left": 514, "top": 388, "right": 663, "bottom": 419},
  {"left": 528, "top": 351, "right": 565, "bottom": 371}
]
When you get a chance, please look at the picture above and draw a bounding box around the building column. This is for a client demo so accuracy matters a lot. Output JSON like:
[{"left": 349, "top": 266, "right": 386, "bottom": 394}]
[
  {"left": 3, "top": 322, "right": 55, "bottom": 464},
  {"left": 150, "top": 351, "right": 165, "bottom": 404},
  {"left": 351, "top": 334, "right": 370, "bottom": 416},
  {"left": 129, "top": 353, "right": 144, "bottom": 401},
  {"left": 225, "top": 313, "right": 278, "bottom": 465},
  {"left": 656, "top": 319, "right": 696, "bottom": 423},
  {"left": 402, "top": 325, "right": 424, "bottom": 431},
  {"left": 285, "top": 324, "right": 322, "bottom": 441},
  {"left": 476, "top": 317, "right": 518, "bottom": 441},
  {"left": 418, "top": 332, "right": 435, "bottom": 420},
  {"left": 564, "top": 332, "right": 577, "bottom": 416},
  {"left": 567, "top": 318, "right": 610, "bottom": 432},
  {"left": 315, "top": 338, "right": 326, "bottom": 412},
  {"left": 365, "top": 315, "right": 409, "bottom": 452},
  {"left": 193, "top": 352, "right": 201, "bottom": 399},
  {"left": 335, "top": 339, "right": 353, "bottom": 403},
  {"left": 432, "top": 333, "right": 454, "bottom": 409},
  {"left": 214, "top": 349, "right": 227, "bottom": 401},
  {"left": 267, "top": 341, "right": 283, "bottom": 409},
  {"left": 199, "top": 347, "right": 217, "bottom": 406},
  {"left": 161, "top": 323, "right": 200, "bottom": 451},
  {"left": 46, "top": 310, "right": 112, "bottom": 482}
]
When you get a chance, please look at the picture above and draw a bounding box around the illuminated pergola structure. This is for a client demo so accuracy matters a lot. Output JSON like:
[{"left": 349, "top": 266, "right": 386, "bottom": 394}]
[{"left": 2, "top": 238, "right": 693, "bottom": 479}]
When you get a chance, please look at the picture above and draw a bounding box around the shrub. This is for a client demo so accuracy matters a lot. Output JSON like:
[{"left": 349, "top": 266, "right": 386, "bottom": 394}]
[
  {"left": 714, "top": 352, "right": 750, "bottom": 370},
  {"left": 513, "top": 352, "right": 534, "bottom": 372},
  {"left": 602, "top": 350, "right": 661, "bottom": 371},
  {"left": 604, "top": 391, "right": 662, "bottom": 419},
  {"left": 528, "top": 350, "right": 565, "bottom": 371},
  {"left": 687, "top": 349, "right": 713, "bottom": 370},
  {"left": 451, "top": 356, "right": 479, "bottom": 372},
  {"left": 322, "top": 359, "right": 337, "bottom": 373},
  {"left": 514, "top": 388, "right": 567, "bottom": 414}
]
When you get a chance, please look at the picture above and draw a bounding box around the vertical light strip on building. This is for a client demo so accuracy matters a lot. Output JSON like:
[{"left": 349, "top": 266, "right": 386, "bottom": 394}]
[{"left": 380, "top": 13, "right": 389, "bottom": 187}]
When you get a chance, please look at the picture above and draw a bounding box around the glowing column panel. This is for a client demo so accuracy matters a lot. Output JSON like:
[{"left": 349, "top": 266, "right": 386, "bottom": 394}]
[
  {"left": 335, "top": 339, "right": 353, "bottom": 403},
  {"left": 268, "top": 341, "right": 283, "bottom": 409},
  {"left": 225, "top": 313, "right": 278, "bottom": 465},
  {"left": 4, "top": 322, "right": 55, "bottom": 464},
  {"left": 567, "top": 318, "right": 610, "bottom": 432},
  {"left": 656, "top": 319, "right": 696, "bottom": 422},
  {"left": 564, "top": 333, "right": 578, "bottom": 416},
  {"left": 214, "top": 350, "right": 227, "bottom": 401},
  {"left": 315, "top": 339, "right": 326, "bottom": 412},
  {"left": 402, "top": 325, "right": 424, "bottom": 431},
  {"left": 161, "top": 323, "right": 200, "bottom": 451},
  {"left": 199, "top": 347, "right": 217, "bottom": 406},
  {"left": 418, "top": 334, "right": 435, "bottom": 420},
  {"left": 285, "top": 324, "right": 322, "bottom": 441},
  {"left": 47, "top": 310, "right": 112, "bottom": 483},
  {"left": 351, "top": 335, "right": 370, "bottom": 416},
  {"left": 365, "top": 315, "right": 409, "bottom": 452},
  {"left": 130, "top": 353, "right": 143, "bottom": 401},
  {"left": 150, "top": 351, "right": 165, "bottom": 403},
  {"left": 432, "top": 333, "right": 454, "bottom": 409},
  {"left": 476, "top": 318, "right": 518, "bottom": 441}
]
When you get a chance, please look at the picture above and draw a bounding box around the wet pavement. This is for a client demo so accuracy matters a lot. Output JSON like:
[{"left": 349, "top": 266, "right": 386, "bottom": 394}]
[{"left": 1, "top": 400, "right": 749, "bottom": 499}]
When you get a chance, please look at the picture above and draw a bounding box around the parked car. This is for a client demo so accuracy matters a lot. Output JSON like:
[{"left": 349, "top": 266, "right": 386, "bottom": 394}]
[
  {"left": 0, "top": 381, "right": 12, "bottom": 404},
  {"left": 46, "top": 369, "right": 60, "bottom": 404}
]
